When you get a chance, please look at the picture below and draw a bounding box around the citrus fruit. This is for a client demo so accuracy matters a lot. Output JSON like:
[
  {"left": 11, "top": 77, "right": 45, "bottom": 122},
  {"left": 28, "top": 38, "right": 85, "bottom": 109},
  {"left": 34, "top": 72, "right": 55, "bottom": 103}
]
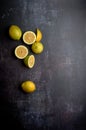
[
  {"left": 36, "top": 28, "right": 42, "bottom": 42},
  {"left": 23, "top": 31, "right": 36, "bottom": 45},
  {"left": 15, "top": 45, "right": 28, "bottom": 59},
  {"left": 24, "top": 55, "right": 35, "bottom": 68},
  {"left": 9, "top": 25, "right": 22, "bottom": 40},
  {"left": 31, "top": 42, "right": 44, "bottom": 54},
  {"left": 21, "top": 80, "right": 36, "bottom": 93}
]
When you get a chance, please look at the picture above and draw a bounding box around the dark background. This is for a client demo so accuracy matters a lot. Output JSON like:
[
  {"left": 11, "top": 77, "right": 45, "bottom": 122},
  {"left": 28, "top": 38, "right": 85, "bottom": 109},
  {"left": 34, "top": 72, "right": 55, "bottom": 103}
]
[{"left": 0, "top": 0, "right": 86, "bottom": 130}]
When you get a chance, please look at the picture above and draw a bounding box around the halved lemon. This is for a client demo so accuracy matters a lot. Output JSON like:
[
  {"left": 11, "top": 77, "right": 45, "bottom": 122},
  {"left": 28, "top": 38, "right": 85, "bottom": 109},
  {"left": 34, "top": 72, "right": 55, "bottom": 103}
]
[
  {"left": 24, "top": 55, "right": 35, "bottom": 68},
  {"left": 36, "top": 28, "right": 42, "bottom": 42},
  {"left": 15, "top": 45, "right": 28, "bottom": 59},
  {"left": 23, "top": 31, "right": 36, "bottom": 45}
]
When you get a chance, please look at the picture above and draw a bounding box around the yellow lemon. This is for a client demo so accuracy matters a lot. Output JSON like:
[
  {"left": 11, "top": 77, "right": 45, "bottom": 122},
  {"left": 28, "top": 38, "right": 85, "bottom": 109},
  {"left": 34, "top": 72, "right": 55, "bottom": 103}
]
[
  {"left": 9, "top": 25, "right": 22, "bottom": 40},
  {"left": 21, "top": 80, "right": 36, "bottom": 93},
  {"left": 23, "top": 31, "right": 36, "bottom": 45},
  {"left": 24, "top": 55, "right": 35, "bottom": 68},
  {"left": 14, "top": 45, "right": 28, "bottom": 59},
  {"left": 31, "top": 42, "right": 44, "bottom": 54},
  {"left": 36, "top": 28, "right": 42, "bottom": 42}
]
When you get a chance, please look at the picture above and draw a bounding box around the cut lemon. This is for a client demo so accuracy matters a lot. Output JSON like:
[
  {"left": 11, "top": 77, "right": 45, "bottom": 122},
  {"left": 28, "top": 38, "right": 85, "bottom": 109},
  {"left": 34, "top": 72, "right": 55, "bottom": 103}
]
[
  {"left": 24, "top": 55, "right": 35, "bottom": 68},
  {"left": 23, "top": 31, "right": 36, "bottom": 45},
  {"left": 36, "top": 28, "right": 42, "bottom": 42},
  {"left": 21, "top": 80, "right": 36, "bottom": 93},
  {"left": 15, "top": 45, "right": 28, "bottom": 59}
]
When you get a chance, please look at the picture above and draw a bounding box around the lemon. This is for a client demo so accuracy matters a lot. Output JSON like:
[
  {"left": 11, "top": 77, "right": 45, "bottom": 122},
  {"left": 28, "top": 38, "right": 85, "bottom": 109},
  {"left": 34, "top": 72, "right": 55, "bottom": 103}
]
[
  {"left": 24, "top": 55, "right": 35, "bottom": 68},
  {"left": 36, "top": 28, "right": 42, "bottom": 42},
  {"left": 21, "top": 80, "right": 36, "bottom": 93},
  {"left": 15, "top": 45, "right": 28, "bottom": 59},
  {"left": 9, "top": 25, "right": 22, "bottom": 40},
  {"left": 23, "top": 31, "right": 36, "bottom": 45},
  {"left": 31, "top": 42, "right": 44, "bottom": 54}
]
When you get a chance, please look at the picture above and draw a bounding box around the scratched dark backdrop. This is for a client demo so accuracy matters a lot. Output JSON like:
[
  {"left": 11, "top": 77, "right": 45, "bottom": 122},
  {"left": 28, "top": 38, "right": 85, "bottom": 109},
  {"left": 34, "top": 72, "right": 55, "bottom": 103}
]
[{"left": 0, "top": 0, "right": 86, "bottom": 130}]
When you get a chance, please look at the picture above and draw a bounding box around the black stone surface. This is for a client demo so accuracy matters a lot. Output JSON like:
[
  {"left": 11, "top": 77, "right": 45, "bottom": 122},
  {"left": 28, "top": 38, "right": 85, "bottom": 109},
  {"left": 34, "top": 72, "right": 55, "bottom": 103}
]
[{"left": 0, "top": 0, "right": 86, "bottom": 130}]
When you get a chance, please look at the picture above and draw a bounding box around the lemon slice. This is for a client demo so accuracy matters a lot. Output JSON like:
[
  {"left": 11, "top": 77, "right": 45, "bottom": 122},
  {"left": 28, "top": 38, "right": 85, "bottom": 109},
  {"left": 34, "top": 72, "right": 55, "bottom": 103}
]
[
  {"left": 15, "top": 45, "right": 28, "bottom": 59},
  {"left": 24, "top": 55, "right": 35, "bottom": 68},
  {"left": 23, "top": 31, "right": 36, "bottom": 45},
  {"left": 21, "top": 80, "right": 36, "bottom": 93},
  {"left": 36, "top": 28, "right": 42, "bottom": 42}
]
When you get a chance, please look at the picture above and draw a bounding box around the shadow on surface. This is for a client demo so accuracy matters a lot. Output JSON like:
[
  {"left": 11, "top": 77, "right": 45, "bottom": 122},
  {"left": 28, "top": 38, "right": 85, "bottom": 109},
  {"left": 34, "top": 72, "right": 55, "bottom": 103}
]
[{"left": 0, "top": 97, "right": 24, "bottom": 130}]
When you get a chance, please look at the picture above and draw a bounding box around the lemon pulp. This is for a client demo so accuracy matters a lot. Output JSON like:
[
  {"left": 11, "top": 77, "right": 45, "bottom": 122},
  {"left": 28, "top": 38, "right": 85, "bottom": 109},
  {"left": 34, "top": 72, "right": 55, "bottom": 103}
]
[
  {"left": 23, "top": 31, "right": 36, "bottom": 45},
  {"left": 15, "top": 45, "right": 28, "bottom": 59},
  {"left": 31, "top": 42, "right": 44, "bottom": 54},
  {"left": 24, "top": 55, "right": 35, "bottom": 68}
]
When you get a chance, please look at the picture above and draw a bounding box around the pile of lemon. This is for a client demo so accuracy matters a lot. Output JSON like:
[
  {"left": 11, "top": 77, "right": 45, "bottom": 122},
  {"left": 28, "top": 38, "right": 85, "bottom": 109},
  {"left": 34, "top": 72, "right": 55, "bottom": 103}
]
[{"left": 9, "top": 25, "right": 44, "bottom": 93}]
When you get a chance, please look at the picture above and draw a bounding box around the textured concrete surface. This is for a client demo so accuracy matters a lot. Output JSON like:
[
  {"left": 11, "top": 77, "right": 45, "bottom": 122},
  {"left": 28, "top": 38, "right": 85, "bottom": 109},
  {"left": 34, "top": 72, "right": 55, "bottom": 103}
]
[{"left": 0, "top": 0, "right": 86, "bottom": 130}]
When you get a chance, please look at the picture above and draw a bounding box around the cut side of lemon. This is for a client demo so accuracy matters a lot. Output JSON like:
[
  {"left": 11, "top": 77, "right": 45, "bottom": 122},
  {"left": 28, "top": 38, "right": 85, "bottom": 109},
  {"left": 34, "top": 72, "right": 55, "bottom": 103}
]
[
  {"left": 36, "top": 28, "right": 42, "bottom": 42},
  {"left": 21, "top": 80, "right": 36, "bottom": 93},
  {"left": 24, "top": 55, "right": 35, "bottom": 68},
  {"left": 23, "top": 31, "right": 36, "bottom": 45},
  {"left": 15, "top": 45, "right": 28, "bottom": 59}
]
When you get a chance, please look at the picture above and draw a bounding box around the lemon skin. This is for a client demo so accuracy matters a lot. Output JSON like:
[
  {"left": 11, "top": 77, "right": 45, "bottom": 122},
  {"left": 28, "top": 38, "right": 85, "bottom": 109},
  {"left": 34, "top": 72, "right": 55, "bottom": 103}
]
[
  {"left": 36, "top": 28, "right": 42, "bottom": 42},
  {"left": 31, "top": 42, "right": 44, "bottom": 54},
  {"left": 9, "top": 25, "right": 22, "bottom": 40},
  {"left": 21, "top": 81, "right": 36, "bottom": 93}
]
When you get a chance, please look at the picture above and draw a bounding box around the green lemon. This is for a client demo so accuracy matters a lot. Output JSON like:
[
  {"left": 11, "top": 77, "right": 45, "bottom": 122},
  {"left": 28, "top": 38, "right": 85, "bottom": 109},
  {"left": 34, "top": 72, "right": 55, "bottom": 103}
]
[
  {"left": 9, "top": 25, "right": 22, "bottom": 40},
  {"left": 24, "top": 55, "right": 35, "bottom": 68},
  {"left": 21, "top": 80, "right": 36, "bottom": 93},
  {"left": 31, "top": 42, "right": 44, "bottom": 54}
]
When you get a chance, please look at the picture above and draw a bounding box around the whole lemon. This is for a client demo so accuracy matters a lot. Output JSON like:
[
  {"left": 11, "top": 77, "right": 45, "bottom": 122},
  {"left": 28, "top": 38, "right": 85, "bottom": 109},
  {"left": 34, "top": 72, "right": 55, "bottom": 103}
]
[
  {"left": 9, "top": 25, "right": 22, "bottom": 40},
  {"left": 31, "top": 42, "right": 44, "bottom": 54},
  {"left": 21, "top": 80, "right": 36, "bottom": 93}
]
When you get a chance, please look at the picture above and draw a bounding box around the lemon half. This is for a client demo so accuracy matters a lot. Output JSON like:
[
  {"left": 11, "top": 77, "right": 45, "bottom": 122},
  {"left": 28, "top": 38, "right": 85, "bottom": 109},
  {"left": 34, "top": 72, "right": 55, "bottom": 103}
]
[
  {"left": 15, "top": 45, "right": 28, "bottom": 59},
  {"left": 23, "top": 31, "right": 36, "bottom": 45},
  {"left": 24, "top": 55, "right": 35, "bottom": 68},
  {"left": 36, "top": 28, "right": 42, "bottom": 42}
]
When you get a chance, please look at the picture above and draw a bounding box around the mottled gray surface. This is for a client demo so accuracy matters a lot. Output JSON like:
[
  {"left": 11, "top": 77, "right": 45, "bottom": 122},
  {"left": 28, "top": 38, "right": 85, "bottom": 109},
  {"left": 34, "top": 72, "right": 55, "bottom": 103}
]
[{"left": 0, "top": 0, "right": 86, "bottom": 130}]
